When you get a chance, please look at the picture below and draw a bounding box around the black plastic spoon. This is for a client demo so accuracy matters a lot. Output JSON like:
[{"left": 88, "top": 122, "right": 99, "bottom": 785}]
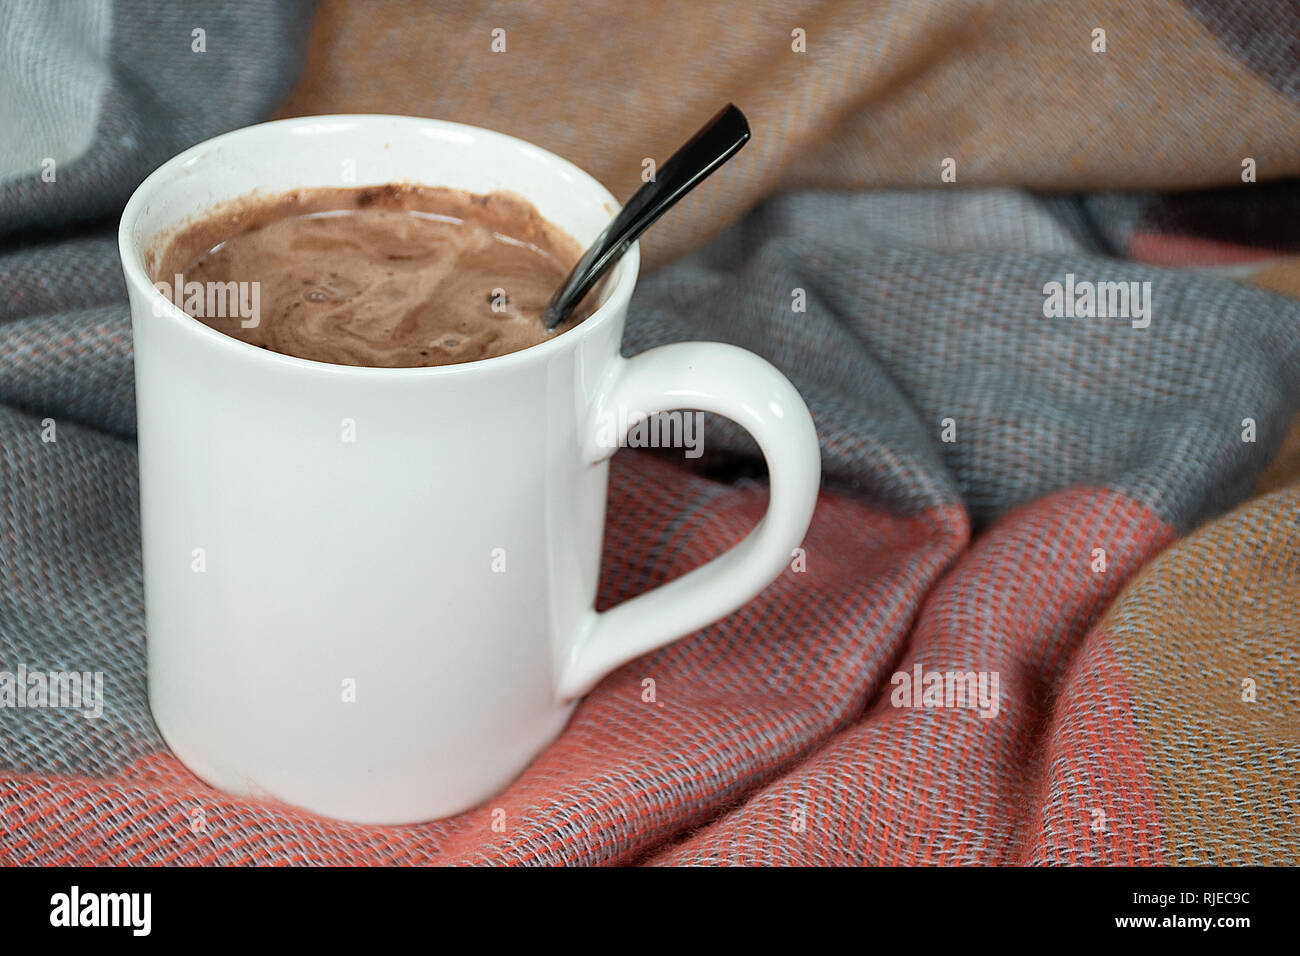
[{"left": 542, "top": 104, "right": 750, "bottom": 331}]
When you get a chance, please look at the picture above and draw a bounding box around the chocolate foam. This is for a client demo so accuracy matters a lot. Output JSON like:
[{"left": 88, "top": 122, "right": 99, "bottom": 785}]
[{"left": 153, "top": 184, "right": 593, "bottom": 368}]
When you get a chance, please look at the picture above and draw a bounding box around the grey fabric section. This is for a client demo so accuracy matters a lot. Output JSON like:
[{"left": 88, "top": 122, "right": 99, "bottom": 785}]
[
  {"left": 0, "top": 0, "right": 111, "bottom": 181},
  {"left": 628, "top": 190, "right": 1300, "bottom": 527},
  {"left": 0, "top": 407, "right": 152, "bottom": 776},
  {"left": 0, "top": 302, "right": 136, "bottom": 438},
  {"left": 0, "top": 235, "right": 132, "bottom": 438},
  {"left": 0, "top": 235, "right": 126, "bottom": 321},
  {"left": 0, "top": 0, "right": 315, "bottom": 232}
]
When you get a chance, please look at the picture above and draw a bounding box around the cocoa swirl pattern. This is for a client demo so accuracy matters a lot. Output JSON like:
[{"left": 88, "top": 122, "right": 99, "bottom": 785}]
[{"left": 154, "top": 185, "right": 591, "bottom": 368}]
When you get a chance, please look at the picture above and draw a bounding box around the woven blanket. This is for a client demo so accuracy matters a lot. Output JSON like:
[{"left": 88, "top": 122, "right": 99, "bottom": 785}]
[{"left": 2, "top": 0, "right": 1298, "bottom": 864}]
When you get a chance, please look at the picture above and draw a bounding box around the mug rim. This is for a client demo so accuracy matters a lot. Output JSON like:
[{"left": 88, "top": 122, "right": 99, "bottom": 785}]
[{"left": 117, "top": 113, "right": 640, "bottom": 379}]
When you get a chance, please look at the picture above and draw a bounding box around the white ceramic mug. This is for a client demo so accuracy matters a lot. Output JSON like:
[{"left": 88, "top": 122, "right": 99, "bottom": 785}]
[{"left": 118, "top": 115, "right": 821, "bottom": 824}]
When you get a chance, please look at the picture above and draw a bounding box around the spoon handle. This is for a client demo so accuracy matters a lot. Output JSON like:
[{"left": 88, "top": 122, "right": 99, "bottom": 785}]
[{"left": 543, "top": 103, "right": 750, "bottom": 330}]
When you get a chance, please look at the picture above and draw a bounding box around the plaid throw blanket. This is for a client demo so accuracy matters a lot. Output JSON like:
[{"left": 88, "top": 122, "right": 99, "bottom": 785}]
[{"left": 3, "top": 0, "right": 1298, "bottom": 865}]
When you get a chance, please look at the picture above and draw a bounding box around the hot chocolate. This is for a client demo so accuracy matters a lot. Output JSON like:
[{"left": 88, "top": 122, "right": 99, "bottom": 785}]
[{"left": 153, "top": 184, "right": 592, "bottom": 367}]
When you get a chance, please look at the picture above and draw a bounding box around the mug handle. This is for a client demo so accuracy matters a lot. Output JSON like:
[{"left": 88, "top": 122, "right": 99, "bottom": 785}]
[{"left": 557, "top": 342, "right": 822, "bottom": 700}]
